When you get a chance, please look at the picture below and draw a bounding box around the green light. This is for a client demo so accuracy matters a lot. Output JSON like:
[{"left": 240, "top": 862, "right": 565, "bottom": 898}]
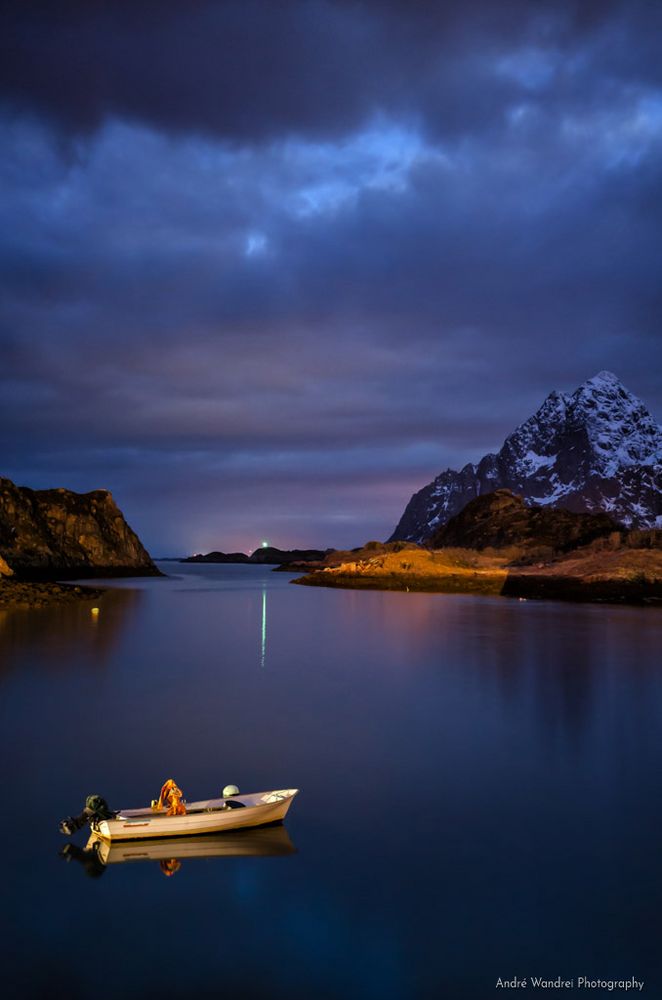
[{"left": 261, "top": 540, "right": 269, "bottom": 548}]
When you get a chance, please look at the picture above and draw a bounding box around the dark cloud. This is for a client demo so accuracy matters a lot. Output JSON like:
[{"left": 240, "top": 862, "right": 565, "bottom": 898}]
[
  {"left": 3, "top": 1, "right": 662, "bottom": 143},
  {"left": 0, "top": 1, "right": 661, "bottom": 552}
]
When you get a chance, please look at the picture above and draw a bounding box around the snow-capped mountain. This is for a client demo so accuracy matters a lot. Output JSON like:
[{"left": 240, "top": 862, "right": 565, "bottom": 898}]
[{"left": 390, "top": 372, "right": 662, "bottom": 542}]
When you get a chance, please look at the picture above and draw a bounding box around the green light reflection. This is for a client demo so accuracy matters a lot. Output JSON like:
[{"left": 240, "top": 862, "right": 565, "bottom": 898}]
[{"left": 260, "top": 587, "right": 267, "bottom": 668}]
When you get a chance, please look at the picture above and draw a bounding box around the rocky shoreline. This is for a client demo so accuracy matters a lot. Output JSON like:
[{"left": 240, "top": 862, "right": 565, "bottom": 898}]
[
  {"left": 0, "top": 580, "right": 106, "bottom": 610},
  {"left": 501, "top": 574, "right": 662, "bottom": 605},
  {"left": 294, "top": 563, "right": 662, "bottom": 605}
]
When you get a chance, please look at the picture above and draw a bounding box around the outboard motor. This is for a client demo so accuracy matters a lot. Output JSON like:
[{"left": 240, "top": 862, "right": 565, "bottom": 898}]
[{"left": 59, "top": 794, "right": 116, "bottom": 836}]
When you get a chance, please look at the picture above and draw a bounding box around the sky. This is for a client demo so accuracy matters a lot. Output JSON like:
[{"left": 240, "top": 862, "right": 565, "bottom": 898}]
[{"left": 1, "top": 0, "right": 661, "bottom": 556}]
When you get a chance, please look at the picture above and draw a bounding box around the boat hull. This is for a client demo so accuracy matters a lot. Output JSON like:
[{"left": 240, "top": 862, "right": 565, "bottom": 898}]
[{"left": 95, "top": 789, "right": 298, "bottom": 842}]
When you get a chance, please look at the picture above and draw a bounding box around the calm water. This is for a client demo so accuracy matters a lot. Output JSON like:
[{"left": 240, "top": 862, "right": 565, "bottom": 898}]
[{"left": 1, "top": 563, "right": 661, "bottom": 999}]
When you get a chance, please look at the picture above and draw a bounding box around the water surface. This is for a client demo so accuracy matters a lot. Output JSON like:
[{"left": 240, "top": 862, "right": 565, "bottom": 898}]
[{"left": 1, "top": 563, "right": 661, "bottom": 999}]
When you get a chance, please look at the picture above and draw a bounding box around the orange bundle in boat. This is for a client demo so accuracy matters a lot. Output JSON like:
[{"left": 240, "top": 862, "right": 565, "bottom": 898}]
[{"left": 153, "top": 778, "right": 187, "bottom": 816}]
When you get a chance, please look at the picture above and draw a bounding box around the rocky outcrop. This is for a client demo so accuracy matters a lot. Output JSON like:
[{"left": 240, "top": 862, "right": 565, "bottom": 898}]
[
  {"left": 0, "top": 580, "right": 105, "bottom": 609},
  {"left": 248, "top": 546, "right": 331, "bottom": 565},
  {"left": 183, "top": 551, "right": 250, "bottom": 564},
  {"left": 294, "top": 518, "right": 662, "bottom": 605},
  {"left": 0, "top": 476, "right": 159, "bottom": 579},
  {"left": 183, "top": 546, "right": 331, "bottom": 566},
  {"left": 430, "top": 489, "right": 619, "bottom": 554},
  {"left": 391, "top": 372, "right": 662, "bottom": 542}
]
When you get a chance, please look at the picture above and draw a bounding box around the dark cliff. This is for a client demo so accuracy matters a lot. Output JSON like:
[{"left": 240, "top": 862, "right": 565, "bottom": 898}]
[
  {"left": 0, "top": 476, "right": 159, "bottom": 579},
  {"left": 430, "top": 489, "right": 620, "bottom": 554}
]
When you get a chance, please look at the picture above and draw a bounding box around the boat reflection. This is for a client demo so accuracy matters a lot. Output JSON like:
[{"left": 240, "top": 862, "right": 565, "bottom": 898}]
[{"left": 60, "top": 824, "right": 296, "bottom": 878}]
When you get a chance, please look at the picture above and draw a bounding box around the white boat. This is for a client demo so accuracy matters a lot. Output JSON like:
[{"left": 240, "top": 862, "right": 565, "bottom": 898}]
[{"left": 94, "top": 789, "right": 299, "bottom": 842}]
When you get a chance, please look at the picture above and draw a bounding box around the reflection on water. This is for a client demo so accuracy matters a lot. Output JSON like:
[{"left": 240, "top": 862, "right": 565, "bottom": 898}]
[
  {"left": 60, "top": 825, "right": 296, "bottom": 879},
  {"left": 2, "top": 563, "right": 662, "bottom": 1000},
  {"left": 0, "top": 586, "right": 141, "bottom": 677},
  {"left": 332, "top": 590, "right": 662, "bottom": 740},
  {"left": 260, "top": 586, "right": 267, "bottom": 668}
]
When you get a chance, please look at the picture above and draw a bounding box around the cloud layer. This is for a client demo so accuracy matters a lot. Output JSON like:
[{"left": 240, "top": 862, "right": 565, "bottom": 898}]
[{"left": 1, "top": 1, "right": 661, "bottom": 553}]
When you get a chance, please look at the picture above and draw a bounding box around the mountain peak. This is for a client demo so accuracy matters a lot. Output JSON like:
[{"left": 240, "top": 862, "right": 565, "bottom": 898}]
[
  {"left": 389, "top": 372, "right": 662, "bottom": 542},
  {"left": 584, "top": 370, "right": 622, "bottom": 388},
  {"left": 574, "top": 370, "right": 637, "bottom": 406},
  {"left": 567, "top": 372, "right": 659, "bottom": 475}
]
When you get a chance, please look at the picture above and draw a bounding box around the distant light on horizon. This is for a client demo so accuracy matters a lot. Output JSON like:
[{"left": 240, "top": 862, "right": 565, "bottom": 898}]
[{"left": 261, "top": 540, "right": 269, "bottom": 548}]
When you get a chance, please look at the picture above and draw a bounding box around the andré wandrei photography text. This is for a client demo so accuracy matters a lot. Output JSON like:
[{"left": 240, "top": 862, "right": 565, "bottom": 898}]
[
  {"left": 495, "top": 977, "right": 645, "bottom": 991},
  {"left": 1, "top": 2, "right": 661, "bottom": 1000}
]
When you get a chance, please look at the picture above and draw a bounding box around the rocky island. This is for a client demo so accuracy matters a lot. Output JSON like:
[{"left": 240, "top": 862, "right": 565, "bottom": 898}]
[
  {"left": 0, "top": 476, "right": 159, "bottom": 608},
  {"left": 183, "top": 546, "right": 331, "bottom": 566}
]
